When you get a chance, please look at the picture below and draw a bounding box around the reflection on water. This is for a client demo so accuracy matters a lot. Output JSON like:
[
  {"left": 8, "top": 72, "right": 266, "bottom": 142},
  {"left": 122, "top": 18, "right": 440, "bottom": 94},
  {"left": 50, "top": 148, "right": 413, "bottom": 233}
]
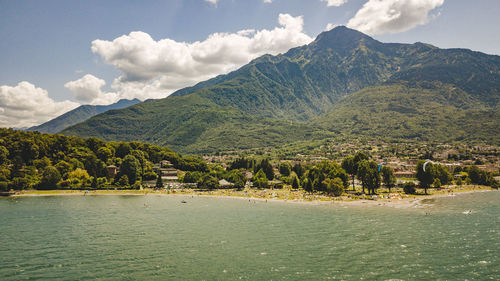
[{"left": 0, "top": 191, "right": 499, "bottom": 280}]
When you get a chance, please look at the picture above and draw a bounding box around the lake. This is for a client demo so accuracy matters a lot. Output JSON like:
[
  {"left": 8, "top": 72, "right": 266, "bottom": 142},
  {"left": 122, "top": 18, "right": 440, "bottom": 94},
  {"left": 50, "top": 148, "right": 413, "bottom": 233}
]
[{"left": 1, "top": 192, "right": 499, "bottom": 280}]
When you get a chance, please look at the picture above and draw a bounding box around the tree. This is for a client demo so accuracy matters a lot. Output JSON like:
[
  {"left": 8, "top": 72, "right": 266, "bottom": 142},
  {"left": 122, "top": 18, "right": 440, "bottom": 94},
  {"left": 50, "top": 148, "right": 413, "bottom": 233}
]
[
  {"left": 291, "top": 174, "right": 300, "bottom": 189},
  {"left": 117, "top": 175, "right": 129, "bottom": 187},
  {"left": 91, "top": 176, "right": 98, "bottom": 189},
  {"left": 197, "top": 174, "right": 219, "bottom": 190},
  {"left": 183, "top": 171, "right": 202, "bottom": 183},
  {"left": 381, "top": 166, "right": 396, "bottom": 193},
  {"left": 252, "top": 169, "right": 268, "bottom": 189},
  {"left": 120, "top": 155, "right": 141, "bottom": 184},
  {"left": 225, "top": 170, "right": 246, "bottom": 189},
  {"left": 323, "top": 177, "right": 344, "bottom": 197},
  {"left": 229, "top": 157, "right": 251, "bottom": 170},
  {"left": 357, "top": 160, "right": 380, "bottom": 194},
  {"left": 416, "top": 160, "right": 434, "bottom": 194},
  {"left": 0, "top": 145, "right": 9, "bottom": 165},
  {"left": 302, "top": 178, "right": 313, "bottom": 193},
  {"left": 33, "top": 157, "right": 52, "bottom": 171},
  {"left": 155, "top": 173, "right": 163, "bottom": 188},
  {"left": 255, "top": 159, "right": 274, "bottom": 181},
  {"left": 97, "top": 146, "right": 113, "bottom": 162},
  {"left": 55, "top": 160, "right": 72, "bottom": 178},
  {"left": 433, "top": 178, "right": 442, "bottom": 189},
  {"left": 115, "top": 142, "right": 132, "bottom": 158},
  {"left": 279, "top": 162, "right": 291, "bottom": 177},
  {"left": 293, "top": 163, "right": 305, "bottom": 178},
  {"left": 341, "top": 156, "right": 356, "bottom": 190},
  {"left": 403, "top": 182, "right": 416, "bottom": 194},
  {"left": 68, "top": 168, "right": 91, "bottom": 188},
  {"left": 40, "top": 166, "right": 61, "bottom": 189}
]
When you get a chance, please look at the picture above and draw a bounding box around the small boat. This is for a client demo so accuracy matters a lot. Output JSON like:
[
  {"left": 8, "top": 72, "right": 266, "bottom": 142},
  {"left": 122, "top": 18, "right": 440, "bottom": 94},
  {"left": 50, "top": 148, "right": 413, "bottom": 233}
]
[{"left": 181, "top": 200, "right": 187, "bottom": 204}]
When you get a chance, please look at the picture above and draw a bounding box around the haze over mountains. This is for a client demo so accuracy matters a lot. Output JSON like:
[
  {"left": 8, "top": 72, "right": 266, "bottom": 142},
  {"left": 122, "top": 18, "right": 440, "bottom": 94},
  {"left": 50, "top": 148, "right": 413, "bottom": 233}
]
[
  {"left": 61, "top": 27, "right": 500, "bottom": 153},
  {"left": 28, "top": 99, "right": 140, "bottom": 134}
]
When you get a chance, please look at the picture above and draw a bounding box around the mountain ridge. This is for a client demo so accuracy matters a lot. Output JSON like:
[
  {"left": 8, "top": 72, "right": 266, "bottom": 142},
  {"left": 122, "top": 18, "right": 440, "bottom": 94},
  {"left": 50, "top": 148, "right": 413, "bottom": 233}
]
[
  {"left": 28, "top": 98, "right": 141, "bottom": 134},
  {"left": 61, "top": 26, "right": 500, "bottom": 153}
]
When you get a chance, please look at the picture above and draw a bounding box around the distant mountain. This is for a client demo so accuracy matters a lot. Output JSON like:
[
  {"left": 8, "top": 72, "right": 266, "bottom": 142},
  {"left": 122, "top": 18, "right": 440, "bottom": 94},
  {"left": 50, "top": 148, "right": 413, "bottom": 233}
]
[
  {"left": 62, "top": 27, "right": 500, "bottom": 153},
  {"left": 28, "top": 99, "right": 141, "bottom": 134}
]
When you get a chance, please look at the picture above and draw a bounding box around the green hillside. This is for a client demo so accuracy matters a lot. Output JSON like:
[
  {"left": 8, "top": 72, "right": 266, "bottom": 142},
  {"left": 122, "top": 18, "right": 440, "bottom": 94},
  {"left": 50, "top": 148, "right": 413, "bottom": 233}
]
[
  {"left": 28, "top": 99, "right": 140, "bottom": 134},
  {"left": 62, "top": 26, "right": 500, "bottom": 153},
  {"left": 314, "top": 81, "right": 499, "bottom": 144}
]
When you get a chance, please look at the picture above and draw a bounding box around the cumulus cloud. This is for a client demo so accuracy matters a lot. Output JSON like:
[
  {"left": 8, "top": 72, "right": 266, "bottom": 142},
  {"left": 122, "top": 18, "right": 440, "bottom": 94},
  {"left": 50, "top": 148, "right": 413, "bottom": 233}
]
[
  {"left": 64, "top": 74, "right": 119, "bottom": 105},
  {"left": 325, "top": 23, "right": 340, "bottom": 31},
  {"left": 347, "top": 0, "right": 444, "bottom": 35},
  {"left": 90, "top": 14, "right": 313, "bottom": 100},
  {"left": 204, "top": 0, "right": 218, "bottom": 5},
  {"left": 0, "top": 82, "right": 79, "bottom": 128},
  {"left": 322, "top": 0, "right": 349, "bottom": 7},
  {"left": 264, "top": 0, "right": 273, "bottom": 3}
]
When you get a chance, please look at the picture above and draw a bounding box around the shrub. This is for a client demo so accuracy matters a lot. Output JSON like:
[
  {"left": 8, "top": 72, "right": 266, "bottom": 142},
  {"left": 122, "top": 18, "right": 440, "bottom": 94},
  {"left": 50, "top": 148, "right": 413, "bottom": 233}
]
[
  {"left": 403, "top": 182, "right": 416, "bottom": 194},
  {"left": 0, "top": 181, "right": 9, "bottom": 191},
  {"left": 433, "top": 178, "right": 442, "bottom": 189}
]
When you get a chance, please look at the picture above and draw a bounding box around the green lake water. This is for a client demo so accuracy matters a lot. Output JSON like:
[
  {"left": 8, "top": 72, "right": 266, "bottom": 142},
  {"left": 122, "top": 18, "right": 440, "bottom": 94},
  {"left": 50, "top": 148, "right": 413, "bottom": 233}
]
[{"left": 1, "top": 191, "right": 499, "bottom": 280}]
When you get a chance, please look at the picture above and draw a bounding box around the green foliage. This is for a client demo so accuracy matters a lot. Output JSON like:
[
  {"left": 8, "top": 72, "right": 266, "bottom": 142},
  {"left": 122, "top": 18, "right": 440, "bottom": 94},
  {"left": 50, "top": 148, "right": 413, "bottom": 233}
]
[
  {"left": 465, "top": 165, "right": 498, "bottom": 187},
  {"left": 293, "top": 163, "right": 305, "bottom": 178},
  {"left": 61, "top": 27, "right": 500, "bottom": 153},
  {"left": 433, "top": 178, "right": 442, "bottom": 189},
  {"left": 0, "top": 181, "right": 9, "bottom": 191},
  {"left": 291, "top": 174, "right": 300, "bottom": 189},
  {"left": 381, "top": 166, "right": 396, "bottom": 192},
  {"left": 254, "top": 159, "right": 274, "bottom": 181},
  {"left": 229, "top": 157, "right": 252, "bottom": 170},
  {"left": 323, "top": 177, "right": 344, "bottom": 197},
  {"left": 252, "top": 169, "right": 268, "bottom": 189},
  {"left": 357, "top": 160, "right": 380, "bottom": 194},
  {"left": 224, "top": 170, "right": 246, "bottom": 189},
  {"left": 117, "top": 175, "right": 129, "bottom": 187},
  {"left": 403, "top": 182, "right": 416, "bottom": 194},
  {"left": 279, "top": 162, "right": 291, "bottom": 177},
  {"left": 0, "top": 146, "right": 9, "bottom": 164},
  {"left": 116, "top": 142, "right": 132, "bottom": 158},
  {"left": 0, "top": 128, "right": 208, "bottom": 190},
  {"left": 27, "top": 99, "right": 140, "bottom": 134},
  {"left": 183, "top": 171, "right": 202, "bottom": 183},
  {"left": 120, "top": 155, "right": 141, "bottom": 183},
  {"left": 416, "top": 160, "right": 435, "bottom": 192},
  {"left": 155, "top": 173, "right": 163, "bottom": 188},
  {"left": 40, "top": 166, "right": 61, "bottom": 189},
  {"left": 197, "top": 174, "right": 219, "bottom": 190}
]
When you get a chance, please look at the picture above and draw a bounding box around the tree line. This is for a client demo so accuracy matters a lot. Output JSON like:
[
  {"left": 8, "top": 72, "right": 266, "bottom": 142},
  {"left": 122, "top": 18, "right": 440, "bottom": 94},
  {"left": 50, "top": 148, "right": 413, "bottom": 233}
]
[{"left": 0, "top": 128, "right": 207, "bottom": 190}]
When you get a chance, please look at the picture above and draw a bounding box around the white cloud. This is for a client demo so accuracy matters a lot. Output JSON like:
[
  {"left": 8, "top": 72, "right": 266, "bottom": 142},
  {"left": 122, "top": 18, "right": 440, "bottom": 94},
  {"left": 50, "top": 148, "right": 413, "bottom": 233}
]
[
  {"left": 91, "top": 14, "right": 313, "bottom": 100},
  {"left": 64, "top": 74, "right": 119, "bottom": 105},
  {"left": 325, "top": 23, "right": 340, "bottom": 31},
  {"left": 322, "top": 0, "right": 349, "bottom": 7},
  {"left": 264, "top": 0, "right": 273, "bottom": 3},
  {"left": 0, "top": 82, "right": 79, "bottom": 128},
  {"left": 347, "top": 0, "right": 444, "bottom": 35},
  {"left": 204, "top": 0, "right": 217, "bottom": 4}
]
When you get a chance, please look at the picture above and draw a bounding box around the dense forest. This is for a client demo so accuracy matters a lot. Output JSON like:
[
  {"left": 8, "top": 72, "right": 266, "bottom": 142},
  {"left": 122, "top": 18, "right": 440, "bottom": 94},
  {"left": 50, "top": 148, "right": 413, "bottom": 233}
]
[
  {"left": 0, "top": 129, "right": 497, "bottom": 194},
  {"left": 0, "top": 128, "right": 207, "bottom": 190}
]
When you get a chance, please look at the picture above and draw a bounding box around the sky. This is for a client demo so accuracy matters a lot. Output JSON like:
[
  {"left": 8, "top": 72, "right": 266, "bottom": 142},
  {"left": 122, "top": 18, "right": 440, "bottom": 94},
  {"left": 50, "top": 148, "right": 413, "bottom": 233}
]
[{"left": 1, "top": 0, "right": 499, "bottom": 128}]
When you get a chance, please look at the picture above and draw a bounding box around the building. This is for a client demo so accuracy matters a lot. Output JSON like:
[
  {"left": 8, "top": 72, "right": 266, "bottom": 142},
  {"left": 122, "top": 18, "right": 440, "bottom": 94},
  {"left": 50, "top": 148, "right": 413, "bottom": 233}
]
[
  {"left": 394, "top": 171, "right": 415, "bottom": 178},
  {"left": 107, "top": 165, "right": 119, "bottom": 179},
  {"left": 218, "top": 179, "right": 234, "bottom": 189}
]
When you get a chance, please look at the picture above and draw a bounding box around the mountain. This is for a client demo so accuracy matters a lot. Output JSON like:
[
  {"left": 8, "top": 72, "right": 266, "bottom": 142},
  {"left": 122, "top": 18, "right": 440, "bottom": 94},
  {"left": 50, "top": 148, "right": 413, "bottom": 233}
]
[
  {"left": 62, "top": 27, "right": 500, "bottom": 153},
  {"left": 28, "top": 99, "right": 141, "bottom": 134}
]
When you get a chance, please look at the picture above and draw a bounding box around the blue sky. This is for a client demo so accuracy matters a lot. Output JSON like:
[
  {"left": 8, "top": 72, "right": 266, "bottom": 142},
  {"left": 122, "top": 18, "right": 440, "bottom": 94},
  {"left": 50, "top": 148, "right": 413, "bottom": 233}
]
[{"left": 1, "top": 0, "right": 499, "bottom": 127}]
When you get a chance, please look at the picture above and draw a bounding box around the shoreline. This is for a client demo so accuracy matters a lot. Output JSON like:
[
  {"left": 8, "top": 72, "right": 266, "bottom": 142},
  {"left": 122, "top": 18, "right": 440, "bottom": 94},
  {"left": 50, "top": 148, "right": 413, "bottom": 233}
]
[{"left": 5, "top": 187, "right": 496, "bottom": 208}]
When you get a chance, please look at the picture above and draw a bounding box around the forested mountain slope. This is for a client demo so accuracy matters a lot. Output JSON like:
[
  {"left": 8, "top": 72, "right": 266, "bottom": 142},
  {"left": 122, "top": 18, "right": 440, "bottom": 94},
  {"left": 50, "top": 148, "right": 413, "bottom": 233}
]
[{"left": 62, "top": 27, "right": 500, "bottom": 153}]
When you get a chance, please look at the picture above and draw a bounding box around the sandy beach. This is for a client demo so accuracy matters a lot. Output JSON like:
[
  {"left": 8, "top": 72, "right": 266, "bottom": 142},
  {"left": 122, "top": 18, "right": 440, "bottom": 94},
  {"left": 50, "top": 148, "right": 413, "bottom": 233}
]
[{"left": 6, "top": 186, "right": 496, "bottom": 209}]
